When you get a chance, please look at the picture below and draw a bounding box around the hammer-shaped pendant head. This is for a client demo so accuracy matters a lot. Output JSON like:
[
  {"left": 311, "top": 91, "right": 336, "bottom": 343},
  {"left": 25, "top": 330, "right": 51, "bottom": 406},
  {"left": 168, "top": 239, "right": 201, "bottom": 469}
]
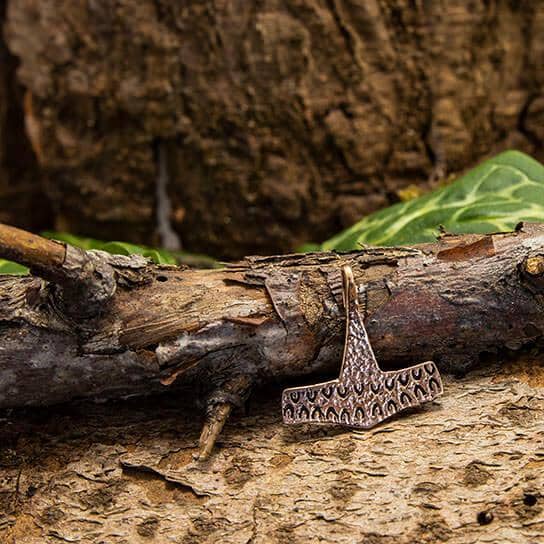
[{"left": 282, "top": 266, "right": 443, "bottom": 428}]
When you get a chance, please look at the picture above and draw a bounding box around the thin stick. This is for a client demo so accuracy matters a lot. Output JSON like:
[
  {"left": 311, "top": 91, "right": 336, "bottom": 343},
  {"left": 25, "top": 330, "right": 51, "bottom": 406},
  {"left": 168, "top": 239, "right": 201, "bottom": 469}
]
[
  {"left": 0, "top": 223, "right": 117, "bottom": 317},
  {"left": 0, "top": 223, "right": 66, "bottom": 279},
  {"left": 196, "top": 403, "right": 233, "bottom": 461}
]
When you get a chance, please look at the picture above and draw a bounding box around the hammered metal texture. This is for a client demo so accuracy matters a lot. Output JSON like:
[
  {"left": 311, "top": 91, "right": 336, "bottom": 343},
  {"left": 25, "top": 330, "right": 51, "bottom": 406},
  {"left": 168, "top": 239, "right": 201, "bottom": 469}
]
[{"left": 282, "top": 268, "right": 443, "bottom": 428}]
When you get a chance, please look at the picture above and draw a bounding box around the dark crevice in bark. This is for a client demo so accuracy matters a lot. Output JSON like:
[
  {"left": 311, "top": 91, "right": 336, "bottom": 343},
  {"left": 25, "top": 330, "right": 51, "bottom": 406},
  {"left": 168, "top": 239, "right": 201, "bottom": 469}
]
[
  {"left": 325, "top": 0, "right": 362, "bottom": 80},
  {"left": 0, "top": 1, "right": 53, "bottom": 232}
]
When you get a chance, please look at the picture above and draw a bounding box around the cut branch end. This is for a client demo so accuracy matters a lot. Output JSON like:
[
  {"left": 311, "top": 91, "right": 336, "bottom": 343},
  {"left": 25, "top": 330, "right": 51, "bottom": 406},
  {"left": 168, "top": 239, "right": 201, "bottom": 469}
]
[{"left": 0, "top": 223, "right": 117, "bottom": 318}]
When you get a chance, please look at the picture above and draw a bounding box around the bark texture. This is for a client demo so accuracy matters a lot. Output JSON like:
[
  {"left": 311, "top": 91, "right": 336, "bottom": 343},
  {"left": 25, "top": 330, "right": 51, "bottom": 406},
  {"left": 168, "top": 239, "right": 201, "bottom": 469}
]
[
  {"left": 1, "top": 359, "right": 543, "bottom": 543},
  {"left": 2, "top": 225, "right": 544, "bottom": 409},
  {"left": 1, "top": 227, "right": 544, "bottom": 542},
  {"left": 2, "top": 0, "right": 544, "bottom": 257}
]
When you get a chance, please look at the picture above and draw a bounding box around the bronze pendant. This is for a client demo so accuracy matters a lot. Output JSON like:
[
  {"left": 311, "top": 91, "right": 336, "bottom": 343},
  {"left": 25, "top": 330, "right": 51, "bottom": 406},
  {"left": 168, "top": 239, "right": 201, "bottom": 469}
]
[{"left": 282, "top": 266, "right": 443, "bottom": 427}]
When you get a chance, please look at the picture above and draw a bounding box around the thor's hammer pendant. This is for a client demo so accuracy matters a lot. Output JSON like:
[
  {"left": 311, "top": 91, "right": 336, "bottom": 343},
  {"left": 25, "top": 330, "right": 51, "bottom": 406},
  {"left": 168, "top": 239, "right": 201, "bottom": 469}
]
[{"left": 282, "top": 266, "right": 443, "bottom": 428}]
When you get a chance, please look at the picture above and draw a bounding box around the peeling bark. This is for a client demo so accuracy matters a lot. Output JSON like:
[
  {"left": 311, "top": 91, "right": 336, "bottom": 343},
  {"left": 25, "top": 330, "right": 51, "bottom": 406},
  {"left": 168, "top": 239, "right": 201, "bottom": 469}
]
[
  {"left": 2, "top": 224, "right": 544, "bottom": 409},
  {"left": 1, "top": 225, "right": 544, "bottom": 542},
  {"left": 0, "top": 359, "right": 543, "bottom": 543}
]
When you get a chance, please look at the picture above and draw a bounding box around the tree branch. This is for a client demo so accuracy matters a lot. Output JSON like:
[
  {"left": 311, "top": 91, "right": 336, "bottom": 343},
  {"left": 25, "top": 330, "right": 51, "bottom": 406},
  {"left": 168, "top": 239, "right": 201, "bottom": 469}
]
[
  {"left": 0, "top": 223, "right": 65, "bottom": 275},
  {"left": 0, "top": 223, "right": 118, "bottom": 317},
  {"left": 1, "top": 223, "right": 544, "bottom": 454}
]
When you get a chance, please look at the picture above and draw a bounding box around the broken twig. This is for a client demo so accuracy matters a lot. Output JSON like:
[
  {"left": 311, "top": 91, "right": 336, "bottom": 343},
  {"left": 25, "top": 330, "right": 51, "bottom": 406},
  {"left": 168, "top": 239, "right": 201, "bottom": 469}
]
[{"left": 1, "top": 223, "right": 544, "bottom": 455}]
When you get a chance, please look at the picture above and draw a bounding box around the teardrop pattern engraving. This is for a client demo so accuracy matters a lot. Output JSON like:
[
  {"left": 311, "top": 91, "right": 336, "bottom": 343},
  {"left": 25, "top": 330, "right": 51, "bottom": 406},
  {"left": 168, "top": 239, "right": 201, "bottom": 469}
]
[{"left": 281, "top": 266, "right": 444, "bottom": 429}]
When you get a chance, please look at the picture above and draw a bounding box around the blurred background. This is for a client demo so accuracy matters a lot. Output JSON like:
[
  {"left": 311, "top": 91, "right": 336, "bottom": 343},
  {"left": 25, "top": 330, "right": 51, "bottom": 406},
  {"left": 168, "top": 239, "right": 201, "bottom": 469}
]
[{"left": 1, "top": 0, "right": 543, "bottom": 259}]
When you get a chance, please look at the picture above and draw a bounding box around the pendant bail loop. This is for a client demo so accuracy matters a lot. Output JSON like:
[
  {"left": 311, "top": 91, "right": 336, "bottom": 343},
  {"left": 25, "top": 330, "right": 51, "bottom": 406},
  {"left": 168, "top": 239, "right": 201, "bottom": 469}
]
[{"left": 282, "top": 265, "right": 443, "bottom": 429}]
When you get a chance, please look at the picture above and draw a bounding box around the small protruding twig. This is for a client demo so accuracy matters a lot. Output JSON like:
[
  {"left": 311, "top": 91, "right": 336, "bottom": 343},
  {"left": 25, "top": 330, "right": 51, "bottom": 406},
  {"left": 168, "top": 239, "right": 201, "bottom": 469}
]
[
  {"left": 196, "top": 402, "right": 233, "bottom": 461},
  {"left": 0, "top": 223, "right": 66, "bottom": 277},
  {"left": 195, "top": 375, "right": 254, "bottom": 460},
  {"left": 0, "top": 223, "right": 117, "bottom": 318}
]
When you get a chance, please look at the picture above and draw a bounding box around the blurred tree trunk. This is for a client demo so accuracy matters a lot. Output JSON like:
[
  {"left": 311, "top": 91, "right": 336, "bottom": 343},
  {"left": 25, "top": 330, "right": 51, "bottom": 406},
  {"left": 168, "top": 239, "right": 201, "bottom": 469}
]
[{"left": 2, "top": 0, "right": 544, "bottom": 258}]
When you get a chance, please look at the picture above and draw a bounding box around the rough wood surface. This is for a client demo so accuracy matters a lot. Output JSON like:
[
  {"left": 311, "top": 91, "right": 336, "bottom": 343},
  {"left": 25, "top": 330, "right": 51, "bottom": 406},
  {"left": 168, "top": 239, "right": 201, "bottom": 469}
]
[
  {"left": 3, "top": 220, "right": 544, "bottom": 462},
  {"left": 2, "top": 0, "right": 544, "bottom": 256},
  {"left": 1, "top": 225, "right": 544, "bottom": 541},
  {"left": 1, "top": 358, "right": 543, "bottom": 543},
  {"left": 2, "top": 224, "right": 544, "bottom": 410}
]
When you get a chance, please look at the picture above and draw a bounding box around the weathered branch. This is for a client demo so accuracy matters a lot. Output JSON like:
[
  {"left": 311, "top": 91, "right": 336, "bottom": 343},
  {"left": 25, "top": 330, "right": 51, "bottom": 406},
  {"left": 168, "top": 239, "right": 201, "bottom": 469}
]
[
  {"left": 0, "top": 223, "right": 117, "bottom": 317},
  {"left": 1, "top": 223, "right": 544, "bottom": 417},
  {"left": 0, "top": 223, "right": 65, "bottom": 273}
]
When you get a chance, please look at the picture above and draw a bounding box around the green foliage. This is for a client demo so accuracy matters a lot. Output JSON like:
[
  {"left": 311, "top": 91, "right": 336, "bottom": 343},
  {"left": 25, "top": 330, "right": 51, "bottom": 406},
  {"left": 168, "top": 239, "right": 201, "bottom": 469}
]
[
  {"left": 42, "top": 232, "right": 178, "bottom": 265},
  {"left": 0, "top": 260, "right": 29, "bottom": 275},
  {"left": 322, "top": 150, "right": 544, "bottom": 250},
  {"left": 0, "top": 233, "right": 218, "bottom": 275}
]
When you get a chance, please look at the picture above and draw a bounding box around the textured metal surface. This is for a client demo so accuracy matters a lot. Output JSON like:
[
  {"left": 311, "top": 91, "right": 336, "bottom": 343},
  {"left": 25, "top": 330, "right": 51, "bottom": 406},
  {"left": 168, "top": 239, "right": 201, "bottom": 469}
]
[{"left": 282, "top": 266, "right": 443, "bottom": 428}]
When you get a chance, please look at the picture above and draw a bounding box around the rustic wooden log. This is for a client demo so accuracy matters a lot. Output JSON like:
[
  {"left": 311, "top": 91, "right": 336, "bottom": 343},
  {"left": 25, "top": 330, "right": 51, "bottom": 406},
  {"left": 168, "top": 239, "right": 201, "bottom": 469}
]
[
  {"left": 1, "top": 221, "right": 544, "bottom": 415},
  {"left": 0, "top": 221, "right": 544, "bottom": 524}
]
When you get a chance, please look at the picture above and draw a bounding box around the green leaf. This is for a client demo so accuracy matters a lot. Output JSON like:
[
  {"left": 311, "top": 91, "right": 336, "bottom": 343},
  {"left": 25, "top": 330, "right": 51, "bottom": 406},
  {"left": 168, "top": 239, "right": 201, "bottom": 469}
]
[
  {"left": 0, "top": 260, "right": 29, "bottom": 275},
  {"left": 322, "top": 150, "right": 544, "bottom": 250},
  {"left": 297, "top": 242, "right": 321, "bottom": 253},
  {"left": 0, "top": 233, "right": 219, "bottom": 276},
  {"left": 43, "top": 233, "right": 179, "bottom": 265}
]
